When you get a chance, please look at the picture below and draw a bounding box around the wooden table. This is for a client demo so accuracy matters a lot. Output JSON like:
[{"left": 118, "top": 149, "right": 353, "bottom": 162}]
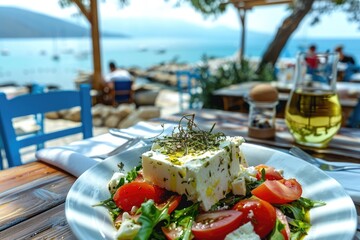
[
  {"left": 0, "top": 109, "right": 359, "bottom": 239},
  {"left": 213, "top": 81, "right": 360, "bottom": 125}
]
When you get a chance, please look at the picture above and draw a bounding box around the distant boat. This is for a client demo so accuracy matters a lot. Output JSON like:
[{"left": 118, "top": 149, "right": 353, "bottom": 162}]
[
  {"left": 75, "top": 50, "right": 90, "bottom": 60},
  {"left": 62, "top": 48, "right": 74, "bottom": 54},
  {"left": 1, "top": 49, "right": 10, "bottom": 56},
  {"left": 138, "top": 45, "right": 148, "bottom": 52},
  {"left": 52, "top": 54, "right": 60, "bottom": 61},
  {"left": 156, "top": 49, "right": 166, "bottom": 54},
  {"left": 39, "top": 50, "right": 47, "bottom": 56}
]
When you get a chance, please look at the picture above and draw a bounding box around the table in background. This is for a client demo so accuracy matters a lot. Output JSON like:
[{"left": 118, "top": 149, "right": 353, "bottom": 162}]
[
  {"left": 0, "top": 109, "right": 359, "bottom": 239},
  {"left": 0, "top": 86, "right": 28, "bottom": 99},
  {"left": 213, "top": 81, "right": 360, "bottom": 125}
]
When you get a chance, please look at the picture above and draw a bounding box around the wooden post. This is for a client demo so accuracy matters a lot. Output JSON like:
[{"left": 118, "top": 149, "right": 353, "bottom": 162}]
[
  {"left": 90, "top": 0, "right": 102, "bottom": 91},
  {"left": 238, "top": 8, "right": 247, "bottom": 63}
]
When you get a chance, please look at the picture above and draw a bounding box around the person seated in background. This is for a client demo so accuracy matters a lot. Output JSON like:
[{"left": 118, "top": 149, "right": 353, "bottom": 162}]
[
  {"left": 335, "top": 45, "right": 359, "bottom": 81},
  {"left": 101, "top": 61, "right": 133, "bottom": 104},
  {"left": 304, "top": 44, "right": 327, "bottom": 82},
  {"left": 305, "top": 44, "right": 318, "bottom": 70},
  {"left": 335, "top": 45, "right": 356, "bottom": 65},
  {"left": 104, "top": 61, "right": 133, "bottom": 89}
]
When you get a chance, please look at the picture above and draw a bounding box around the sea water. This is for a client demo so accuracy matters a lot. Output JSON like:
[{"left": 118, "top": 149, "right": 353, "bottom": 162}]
[{"left": 0, "top": 37, "right": 359, "bottom": 89}]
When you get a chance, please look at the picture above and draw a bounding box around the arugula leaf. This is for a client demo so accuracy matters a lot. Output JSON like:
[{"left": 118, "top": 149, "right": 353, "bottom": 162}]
[
  {"left": 179, "top": 216, "right": 195, "bottom": 240},
  {"left": 279, "top": 203, "right": 305, "bottom": 221},
  {"left": 269, "top": 219, "right": 286, "bottom": 240},
  {"left": 209, "top": 194, "right": 242, "bottom": 211},
  {"left": 289, "top": 220, "right": 311, "bottom": 240},
  {"left": 279, "top": 197, "right": 325, "bottom": 221},
  {"left": 126, "top": 165, "right": 142, "bottom": 182},
  {"left": 92, "top": 198, "right": 121, "bottom": 221},
  {"left": 134, "top": 200, "right": 170, "bottom": 240},
  {"left": 277, "top": 197, "right": 325, "bottom": 240},
  {"left": 296, "top": 197, "right": 326, "bottom": 208},
  {"left": 172, "top": 202, "right": 200, "bottom": 221},
  {"left": 245, "top": 179, "right": 262, "bottom": 196},
  {"left": 170, "top": 202, "right": 200, "bottom": 240}
]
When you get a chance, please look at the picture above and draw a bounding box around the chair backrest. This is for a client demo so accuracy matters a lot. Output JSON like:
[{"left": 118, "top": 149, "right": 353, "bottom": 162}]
[
  {"left": 113, "top": 80, "right": 134, "bottom": 105},
  {"left": 0, "top": 84, "right": 93, "bottom": 168},
  {"left": 348, "top": 98, "right": 360, "bottom": 128},
  {"left": 0, "top": 83, "right": 45, "bottom": 169},
  {"left": 176, "top": 69, "right": 202, "bottom": 110}
]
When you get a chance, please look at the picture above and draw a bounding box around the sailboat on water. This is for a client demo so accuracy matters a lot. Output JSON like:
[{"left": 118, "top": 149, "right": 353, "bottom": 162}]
[
  {"left": 0, "top": 41, "right": 10, "bottom": 56},
  {"left": 0, "top": 49, "right": 9, "bottom": 56},
  {"left": 52, "top": 33, "right": 60, "bottom": 61}
]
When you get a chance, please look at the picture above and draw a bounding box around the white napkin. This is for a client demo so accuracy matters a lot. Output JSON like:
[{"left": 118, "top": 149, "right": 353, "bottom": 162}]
[
  {"left": 319, "top": 159, "right": 360, "bottom": 204},
  {"left": 36, "top": 122, "right": 174, "bottom": 177}
]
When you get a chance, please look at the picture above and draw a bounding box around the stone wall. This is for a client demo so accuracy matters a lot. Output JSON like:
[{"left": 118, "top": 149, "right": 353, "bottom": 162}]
[{"left": 46, "top": 103, "right": 161, "bottom": 129}]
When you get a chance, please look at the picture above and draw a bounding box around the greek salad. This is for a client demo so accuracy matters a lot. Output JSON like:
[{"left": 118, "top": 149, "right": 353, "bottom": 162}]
[{"left": 95, "top": 115, "right": 325, "bottom": 240}]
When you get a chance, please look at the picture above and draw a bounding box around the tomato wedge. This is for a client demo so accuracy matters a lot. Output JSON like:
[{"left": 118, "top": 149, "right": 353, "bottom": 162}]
[
  {"left": 113, "top": 181, "right": 158, "bottom": 211},
  {"left": 251, "top": 179, "right": 302, "bottom": 204},
  {"left": 155, "top": 195, "right": 182, "bottom": 214},
  {"left": 275, "top": 208, "right": 290, "bottom": 240},
  {"left": 162, "top": 225, "right": 184, "bottom": 240},
  {"left": 192, "top": 210, "right": 243, "bottom": 240},
  {"left": 232, "top": 198, "right": 276, "bottom": 238},
  {"left": 255, "top": 164, "right": 283, "bottom": 180}
]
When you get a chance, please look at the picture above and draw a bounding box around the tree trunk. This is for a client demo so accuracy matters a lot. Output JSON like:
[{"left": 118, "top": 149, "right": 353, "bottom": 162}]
[
  {"left": 237, "top": 8, "right": 246, "bottom": 63},
  {"left": 90, "top": 0, "right": 102, "bottom": 91},
  {"left": 257, "top": 0, "right": 315, "bottom": 72},
  {"left": 71, "top": 0, "right": 102, "bottom": 92}
]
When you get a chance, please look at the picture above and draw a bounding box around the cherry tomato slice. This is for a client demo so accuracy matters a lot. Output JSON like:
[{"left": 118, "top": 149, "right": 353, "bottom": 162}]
[
  {"left": 155, "top": 195, "right": 182, "bottom": 214},
  {"left": 275, "top": 208, "right": 290, "bottom": 240},
  {"left": 255, "top": 164, "right": 283, "bottom": 180},
  {"left": 162, "top": 225, "right": 184, "bottom": 240},
  {"left": 191, "top": 210, "right": 243, "bottom": 240},
  {"left": 113, "top": 181, "right": 157, "bottom": 211},
  {"left": 251, "top": 179, "right": 302, "bottom": 204},
  {"left": 232, "top": 198, "right": 276, "bottom": 238}
]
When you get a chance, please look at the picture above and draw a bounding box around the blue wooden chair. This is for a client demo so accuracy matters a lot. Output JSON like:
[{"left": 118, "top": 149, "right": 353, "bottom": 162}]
[
  {"left": 0, "top": 83, "right": 45, "bottom": 169},
  {"left": 112, "top": 80, "right": 134, "bottom": 106},
  {"left": 0, "top": 84, "right": 93, "bottom": 169},
  {"left": 348, "top": 98, "right": 360, "bottom": 128},
  {"left": 176, "top": 69, "right": 202, "bottom": 111}
]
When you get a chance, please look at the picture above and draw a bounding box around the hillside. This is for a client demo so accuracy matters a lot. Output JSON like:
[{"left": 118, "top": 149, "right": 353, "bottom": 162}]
[
  {"left": 0, "top": 6, "right": 126, "bottom": 38},
  {"left": 102, "top": 18, "right": 271, "bottom": 40}
]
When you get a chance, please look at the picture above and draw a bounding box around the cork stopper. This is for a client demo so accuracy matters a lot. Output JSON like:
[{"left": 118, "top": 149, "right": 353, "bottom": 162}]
[{"left": 249, "top": 84, "right": 278, "bottom": 102}]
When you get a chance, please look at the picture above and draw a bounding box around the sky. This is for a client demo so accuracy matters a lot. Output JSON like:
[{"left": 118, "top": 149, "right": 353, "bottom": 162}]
[{"left": 1, "top": 0, "right": 360, "bottom": 39}]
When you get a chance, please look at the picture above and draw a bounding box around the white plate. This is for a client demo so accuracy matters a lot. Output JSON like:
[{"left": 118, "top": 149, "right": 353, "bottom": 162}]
[{"left": 65, "top": 143, "right": 357, "bottom": 240}]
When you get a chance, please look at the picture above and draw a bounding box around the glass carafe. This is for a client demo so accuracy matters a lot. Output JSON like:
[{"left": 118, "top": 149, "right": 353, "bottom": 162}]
[{"left": 285, "top": 52, "right": 342, "bottom": 148}]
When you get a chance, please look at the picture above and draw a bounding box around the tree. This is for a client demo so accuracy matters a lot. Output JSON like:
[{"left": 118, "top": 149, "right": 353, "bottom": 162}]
[
  {"left": 58, "top": 0, "right": 129, "bottom": 92},
  {"left": 258, "top": 0, "right": 315, "bottom": 71},
  {"left": 174, "top": 0, "right": 360, "bottom": 71},
  {"left": 258, "top": 0, "right": 360, "bottom": 71}
]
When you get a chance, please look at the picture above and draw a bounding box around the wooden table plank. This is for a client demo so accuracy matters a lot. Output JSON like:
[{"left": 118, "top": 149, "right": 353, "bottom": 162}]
[
  {"left": 0, "top": 162, "right": 61, "bottom": 192},
  {"left": 0, "top": 203, "right": 75, "bottom": 240},
  {"left": 0, "top": 162, "right": 75, "bottom": 231}
]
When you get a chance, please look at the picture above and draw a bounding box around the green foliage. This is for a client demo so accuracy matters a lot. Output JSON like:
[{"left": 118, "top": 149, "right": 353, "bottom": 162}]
[
  {"left": 195, "top": 56, "right": 275, "bottom": 109},
  {"left": 58, "top": 0, "right": 129, "bottom": 10}
]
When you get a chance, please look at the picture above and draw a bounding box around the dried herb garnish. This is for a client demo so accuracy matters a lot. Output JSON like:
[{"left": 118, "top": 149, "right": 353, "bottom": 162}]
[{"left": 154, "top": 114, "right": 226, "bottom": 156}]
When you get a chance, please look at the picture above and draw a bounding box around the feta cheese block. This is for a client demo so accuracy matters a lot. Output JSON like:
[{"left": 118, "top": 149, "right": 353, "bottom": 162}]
[{"left": 142, "top": 136, "right": 246, "bottom": 211}]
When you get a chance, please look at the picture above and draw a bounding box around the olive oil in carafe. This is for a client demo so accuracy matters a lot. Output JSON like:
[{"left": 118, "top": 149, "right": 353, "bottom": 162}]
[{"left": 285, "top": 90, "right": 342, "bottom": 147}]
